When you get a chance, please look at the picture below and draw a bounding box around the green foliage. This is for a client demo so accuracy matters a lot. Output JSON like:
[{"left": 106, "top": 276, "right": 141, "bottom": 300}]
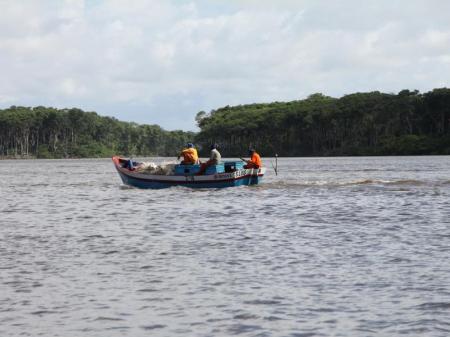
[
  {"left": 1, "top": 88, "right": 450, "bottom": 159},
  {"left": 379, "top": 135, "right": 430, "bottom": 155},
  {"left": 195, "top": 88, "right": 450, "bottom": 156},
  {"left": 0, "top": 107, "right": 193, "bottom": 158},
  {"left": 37, "top": 145, "right": 52, "bottom": 159}
]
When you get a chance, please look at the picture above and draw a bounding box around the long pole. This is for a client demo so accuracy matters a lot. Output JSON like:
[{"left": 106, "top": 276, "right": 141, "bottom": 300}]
[{"left": 275, "top": 153, "right": 278, "bottom": 175}]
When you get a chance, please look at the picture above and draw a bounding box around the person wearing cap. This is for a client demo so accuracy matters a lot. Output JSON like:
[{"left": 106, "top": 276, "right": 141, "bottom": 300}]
[
  {"left": 197, "top": 144, "right": 222, "bottom": 175},
  {"left": 242, "top": 148, "right": 262, "bottom": 169},
  {"left": 177, "top": 143, "right": 199, "bottom": 165}
]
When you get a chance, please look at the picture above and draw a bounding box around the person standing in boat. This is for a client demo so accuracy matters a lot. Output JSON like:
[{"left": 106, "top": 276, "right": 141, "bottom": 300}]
[
  {"left": 178, "top": 143, "right": 199, "bottom": 165},
  {"left": 198, "top": 143, "right": 222, "bottom": 175},
  {"left": 242, "top": 148, "right": 262, "bottom": 169}
]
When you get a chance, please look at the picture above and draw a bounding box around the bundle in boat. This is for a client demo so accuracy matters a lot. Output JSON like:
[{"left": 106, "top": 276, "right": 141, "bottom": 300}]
[{"left": 134, "top": 162, "right": 176, "bottom": 175}]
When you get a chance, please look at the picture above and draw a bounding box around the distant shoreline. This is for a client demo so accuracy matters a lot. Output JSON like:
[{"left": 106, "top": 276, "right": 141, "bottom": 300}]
[
  {"left": 2, "top": 89, "right": 450, "bottom": 158},
  {"left": 2, "top": 154, "right": 449, "bottom": 161},
  {"left": 1, "top": 155, "right": 37, "bottom": 160}
]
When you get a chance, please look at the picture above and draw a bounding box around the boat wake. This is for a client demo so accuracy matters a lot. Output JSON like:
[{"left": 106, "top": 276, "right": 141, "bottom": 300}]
[{"left": 262, "top": 178, "right": 448, "bottom": 189}]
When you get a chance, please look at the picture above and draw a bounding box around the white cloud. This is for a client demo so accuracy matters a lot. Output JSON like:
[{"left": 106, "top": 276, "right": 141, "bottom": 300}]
[{"left": 0, "top": 0, "right": 449, "bottom": 130}]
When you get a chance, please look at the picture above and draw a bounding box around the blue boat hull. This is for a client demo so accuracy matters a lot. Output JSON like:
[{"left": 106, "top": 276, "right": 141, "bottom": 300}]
[
  {"left": 112, "top": 156, "right": 265, "bottom": 189},
  {"left": 117, "top": 170, "right": 263, "bottom": 189}
]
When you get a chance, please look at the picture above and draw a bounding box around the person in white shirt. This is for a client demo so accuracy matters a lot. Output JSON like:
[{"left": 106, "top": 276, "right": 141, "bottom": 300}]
[
  {"left": 209, "top": 144, "right": 221, "bottom": 164},
  {"left": 198, "top": 144, "right": 221, "bottom": 175}
]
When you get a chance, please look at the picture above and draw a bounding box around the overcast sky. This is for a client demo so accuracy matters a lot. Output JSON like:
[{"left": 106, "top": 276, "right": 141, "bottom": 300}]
[{"left": 1, "top": 0, "right": 449, "bottom": 130}]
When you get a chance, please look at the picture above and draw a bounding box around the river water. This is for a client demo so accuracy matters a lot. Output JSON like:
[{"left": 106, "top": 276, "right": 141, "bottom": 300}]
[{"left": 1, "top": 156, "right": 449, "bottom": 337}]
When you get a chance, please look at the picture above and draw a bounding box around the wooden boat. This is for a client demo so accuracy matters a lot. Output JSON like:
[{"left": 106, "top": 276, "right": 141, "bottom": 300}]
[{"left": 112, "top": 156, "right": 265, "bottom": 189}]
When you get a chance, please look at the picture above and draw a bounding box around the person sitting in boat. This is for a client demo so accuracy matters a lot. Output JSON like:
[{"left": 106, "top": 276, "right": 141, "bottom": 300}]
[
  {"left": 242, "top": 148, "right": 262, "bottom": 169},
  {"left": 197, "top": 143, "right": 221, "bottom": 175},
  {"left": 177, "top": 143, "right": 199, "bottom": 165}
]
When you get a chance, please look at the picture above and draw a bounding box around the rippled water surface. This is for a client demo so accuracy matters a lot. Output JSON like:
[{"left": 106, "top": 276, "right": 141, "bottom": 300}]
[{"left": 1, "top": 156, "right": 450, "bottom": 337}]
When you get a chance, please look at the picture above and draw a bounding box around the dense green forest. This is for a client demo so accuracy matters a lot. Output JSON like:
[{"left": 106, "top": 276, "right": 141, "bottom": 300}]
[
  {"left": 1, "top": 88, "right": 449, "bottom": 158},
  {"left": 0, "top": 106, "right": 195, "bottom": 158},
  {"left": 195, "top": 88, "right": 450, "bottom": 156}
]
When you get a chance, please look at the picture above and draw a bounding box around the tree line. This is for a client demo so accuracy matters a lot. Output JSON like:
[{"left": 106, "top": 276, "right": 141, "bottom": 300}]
[
  {"left": 0, "top": 106, "right": 195, "bottom": 158},
  {"left": 1, "top": 88, "right": 449, "bottom": 159},
  {"left": 195, "top": 88, "right": 450, "bottom": 156}
]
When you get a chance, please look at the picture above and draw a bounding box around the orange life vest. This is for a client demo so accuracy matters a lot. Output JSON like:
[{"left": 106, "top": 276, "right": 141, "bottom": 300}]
[
  {"left": 248, "top": 152, "right": 262, "bottom": 168},
  {"left": 180, "top": 148, "right": 198, "bottom": 164}
]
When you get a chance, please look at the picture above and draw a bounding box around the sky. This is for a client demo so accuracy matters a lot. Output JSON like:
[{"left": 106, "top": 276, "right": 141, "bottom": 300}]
[{"left": 1, "top": 0, "right": 450, "bottom": 131}]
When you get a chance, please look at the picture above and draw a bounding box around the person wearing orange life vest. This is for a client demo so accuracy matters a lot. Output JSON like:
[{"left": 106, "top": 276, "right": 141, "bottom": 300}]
[
  {"left": 242, "top": 148, "right": 262, "bottom": 169},
  {"left": 177, "top": 143, "right": 199, "bottom": 165}
]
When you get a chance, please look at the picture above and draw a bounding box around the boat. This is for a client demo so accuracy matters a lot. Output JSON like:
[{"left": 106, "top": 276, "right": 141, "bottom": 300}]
[{"left": 112, "top": 156, "right": 266, "bottom": 189}]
